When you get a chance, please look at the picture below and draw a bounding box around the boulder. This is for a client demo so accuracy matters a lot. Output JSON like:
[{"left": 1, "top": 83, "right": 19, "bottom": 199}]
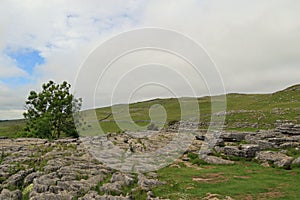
[
  {"left": 138, "top": 174, "right": 164, "bottom": 191},
  {"left": 111, "top": 173, "right": 134, "bottom": 186},
  {"left": 202, "top": 156, "right": 234, "bottom": 165},
  {"left": 3, "top": 169, "right": 34, "bottom": 188},
  {"left": 279, "top": 142, "right": 299, "bottom": 149},
  {"left": 79, "top": 192, "right": 130, "bottom": 200},
  {"left": 292, "top": 157, "right": 300, "bottom": 165},
  {"left": 223, "top": 146, "right": 243, "bottom": 157},
  {"left": 0, "top": 189, "right": 22, "bottom": 200},
  {"left": 223, "top": 145, "right": 259, "bottom": 158},
  {"left": 100, "top": 181, "right": 123, "bottom": 195},
  {"left": 30, "top": 192, "right": 73, "bottom": 200},
  {"left": 256, "top": 140, "right": 276, "bottom": 150},
  {"left": 276, "top": 123, "right": 300, "bottom": 135},
  {"left": 220, "top": 132, "right": 249, "bottom": 142},
  {"left": 23, "top": 171, "right": 43, "bottom": 187},
  {"left": 255, "top": 151, "right": 294, "bottom": 168},
  {"left": 241, "top": 144, "right": 260, "bottom": 158}
]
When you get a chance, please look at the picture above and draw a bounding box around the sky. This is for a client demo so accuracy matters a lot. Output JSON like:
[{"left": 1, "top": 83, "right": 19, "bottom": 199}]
[{"left": 0, "top": 0, "right": 300, "bottom": 120}]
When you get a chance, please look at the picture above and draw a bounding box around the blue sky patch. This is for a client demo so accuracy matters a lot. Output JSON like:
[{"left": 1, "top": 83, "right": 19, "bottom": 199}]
[
  {"left": 5, "top": 48, "right": 45, "bottom": 75},
  {"left": 1, "top": 77, "right": 31, "bottom": 87}
]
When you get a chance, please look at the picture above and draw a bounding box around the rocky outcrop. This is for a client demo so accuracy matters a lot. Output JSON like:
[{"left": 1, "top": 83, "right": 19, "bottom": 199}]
[
  {"left": 194, "top": 124, "right": 300, "bottom": 169},
  {"left": 0, "top": 138, "right": 167, "bottom": 200},
  {"left": 222, "top": 144, "right": 260, "bottom": 158},
  {"left": 220, "top": 132, "right": 248, "bottom": 142},
  {"left": 0, "top": 189, "right": 22, "bottom": 200},
  {"left": 276, "top": 123, "right": 300, "bottom": 135},
  {"left": 1, "top": 120, "right": 300, "bottom": 199},
  {"left": 255, "top": 151, "right": 294, "bottom": 168},
  {"left": 292, "top": 156, "right": 300, "bottom": 165},
  {"left": 137, "top": 173, "right": 165, "bottom": 191},
  {"left": 202, "top": 156, "right": 234, "bottom": 165}
]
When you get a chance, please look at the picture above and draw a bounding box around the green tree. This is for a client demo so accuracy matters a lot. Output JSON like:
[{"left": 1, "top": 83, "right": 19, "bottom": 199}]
[{"left": 23, "top": 80, "right": 82, "bottom": 139}]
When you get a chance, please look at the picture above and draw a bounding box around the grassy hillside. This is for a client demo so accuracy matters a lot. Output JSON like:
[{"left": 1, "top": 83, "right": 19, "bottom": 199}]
[
  {"left": 1, "top": 84, "right": 299, "bottom": 137},
  {"left": 0, "top": 119, "right": 25, "bottom": 138},
  {"left": 94, "top": 84, "right": 300, "bottom": 133}
]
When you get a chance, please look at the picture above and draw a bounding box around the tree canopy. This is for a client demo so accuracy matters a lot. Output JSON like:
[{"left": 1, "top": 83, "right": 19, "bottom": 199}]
[{"left": 23, "top": 80, "right": 82, "bottom": 139}]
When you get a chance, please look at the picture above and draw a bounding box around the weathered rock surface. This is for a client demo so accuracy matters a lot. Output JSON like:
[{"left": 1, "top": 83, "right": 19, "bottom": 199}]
[
  {"left": 255, "top": 151, "right": 294, "bottom": 168},
  {"left": 220, "top": 132, "right": 248, "bottom": 142},
  {"left": 292, "top": 156, "right": 300, "bottom": 165},
  {"left": 138, "top": 173, "right": 165, "bottom": 191},
  {"left": 0, "top": 138, "right": 169, "bottom": 199},
  {"left": 222, "top": 144, "right": 260, "bottom": 158},
  {"left": 0, "top": 189, "right": 22, "bottom": 200},
  {"left": 202, "top": 156, "right": 234, "bottom": 165},
  {"left": 276, "top": 123, "right": 300, "bottom": 135},
  {"left": 1, "top": 120, "right": 300, "bottom": 199}
]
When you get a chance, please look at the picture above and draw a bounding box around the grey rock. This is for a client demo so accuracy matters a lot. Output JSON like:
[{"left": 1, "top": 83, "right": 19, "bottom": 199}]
[
  {"left": 279, "top": 142, "right": 299, "bottom": 149},
  {"left": 43, "top": 165, "right": 61, "bottom": 173},
  {"left": 220, "top": 132, "right": 249, "bottom": 142},
  {"left": 111, "top": 172, "right": 134, "bottom": 186},
  {"left": 245, "top": 130, "right": 284, "bottom": 144},
  {"left": 256, "top": 140, "right": 276, "bottom": 150},
  {"left": 292, "top": 157, "right": 300, "bottom": 165},
  {"left": 49, "top": 185, "right": 64, "bottom": 194},
  {"left": 100, "top": 181, "right": 123, "bottom": 195},
  {"left": 30, "top": 192, "right": 73, "bottom": 200},
  {"left": 23, "top": 171, "right": 43, "bottom": 187},
  {"left": 202, "top": 156, "right": 234, "bottom": 165},
  {"left": 276, "top": 123, "right": 300, "bottom": 135},
  {"left": 34, "top": 173, "right": 59, "bottom": 186},
  {"left": 223, "top": 144, "right": 259, "bottom": 158},
  {"left": 138, "top": 174, "right": 164, "bottom": 191},
  {"left": 4, "top": 169, "right": 34, "bottom": 188},
  {"left": 241, "top": 144, "right": 260, "bottom": 158},
  {"left": 0, "top": 189, "right": 22, "bottom": 200},
  {"left": 80, "top": 192, "right": 131, "bottom": 200},
  {"left": 223, "top": 146, "right": 243, "bottom": 157},
  {"left": 33, "top": 184, "right": 49, "bottom": 193},
  {"left": 78, "top": 191, "right": 100, "bottom": 200},
  {"left": 57, "top": 180, "right": 90, "bottom": 196},
  {"left": 267, "top": 137, "right": 298, "bottom": 145},
  {"left": 104, "top": 195, "right": 130, "bottom": 200},
  {"left": 255, "top": 151, "right": 294, "bottom": 168}
]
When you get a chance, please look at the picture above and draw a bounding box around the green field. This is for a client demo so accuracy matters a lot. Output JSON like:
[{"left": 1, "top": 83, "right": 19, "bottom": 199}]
[
  {"left": 92, "top": 84, "right": 300, "bottom": 133},
  {"left": 1, "top": 84, "right": 299, "bottom": 137},
  {"left": 153, "top": 158, "right": 300, "bottom": 199},
  {"left": 0, "top": 119, "right": 25, "bottom": 138}
]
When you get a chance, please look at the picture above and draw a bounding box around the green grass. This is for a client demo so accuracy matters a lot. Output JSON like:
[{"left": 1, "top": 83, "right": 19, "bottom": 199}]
[
  {"left": 152, "top": 161, "right": 300, "bottom": 199},
  {"left": 93, "top": 84, "right": 300, "bottom": 133},
  {"left": 1, "top": 84, "right": 299, "bottom": 136},
  {"left": 0, "top": 119, "right": 25, "bottom": 138}
]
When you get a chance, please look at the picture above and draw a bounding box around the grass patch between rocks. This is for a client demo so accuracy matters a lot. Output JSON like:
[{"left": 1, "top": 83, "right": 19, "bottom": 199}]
[{"left": 153, "top": 160, "right": 300, "bottom": 199}]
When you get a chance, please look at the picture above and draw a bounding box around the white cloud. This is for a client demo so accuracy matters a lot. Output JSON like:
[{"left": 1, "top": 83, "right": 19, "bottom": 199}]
[
  {"left": 0, "top": 109, "right": 24, "bottom": 120},
  {"left": 0, "top": 0, "right": 143, "bottom": 119},
  {"left": 0, "top": 82, "right": 28, "bottom": 119},
  {"left": 0, "top": 54, "right": 27, "bottom": 78},
  {"left": 141, "top": 0, "right": 300, "bottom": 92},
  {"left": 0, "top": 0, "right": 300, "bottom": 119}
]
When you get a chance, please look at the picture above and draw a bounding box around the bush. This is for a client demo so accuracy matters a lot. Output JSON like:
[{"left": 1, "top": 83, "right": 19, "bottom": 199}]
[{"left": 23, "top": 81, "right": 82, "bottom": 139}]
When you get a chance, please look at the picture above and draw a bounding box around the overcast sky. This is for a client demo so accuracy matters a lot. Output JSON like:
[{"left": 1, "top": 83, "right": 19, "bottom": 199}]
[{"left": 0, "top": 0, "right": 300, "bottom": 120}]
